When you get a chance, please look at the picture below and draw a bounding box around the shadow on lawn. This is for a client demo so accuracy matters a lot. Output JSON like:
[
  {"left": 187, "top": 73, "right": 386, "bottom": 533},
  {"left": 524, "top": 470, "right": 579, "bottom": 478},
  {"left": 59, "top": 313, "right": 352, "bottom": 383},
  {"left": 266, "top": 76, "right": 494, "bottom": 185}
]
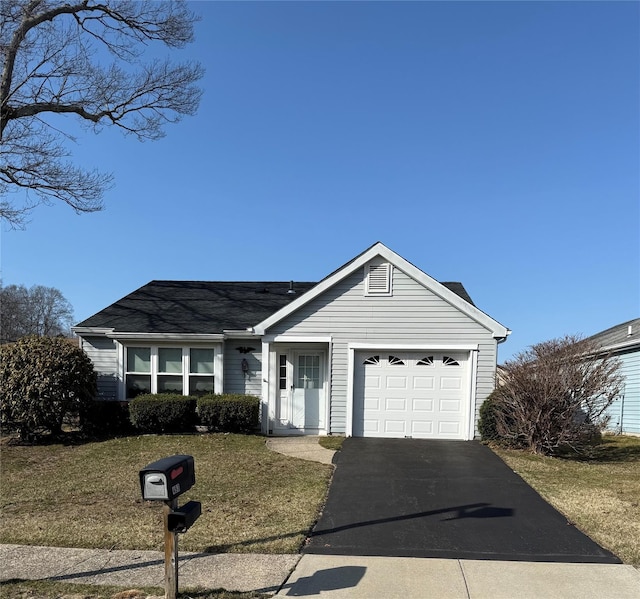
[{"left": 560, "top": 436, "right": 640, "bottom": 463}]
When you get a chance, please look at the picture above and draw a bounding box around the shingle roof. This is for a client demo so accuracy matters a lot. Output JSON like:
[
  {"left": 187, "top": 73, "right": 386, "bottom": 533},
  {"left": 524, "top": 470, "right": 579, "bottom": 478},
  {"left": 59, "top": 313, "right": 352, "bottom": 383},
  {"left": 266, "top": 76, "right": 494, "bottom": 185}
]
[
  {"left": 584, "top": 318, "right": 640, "bottom": 351},
  {"left": 75, "top": 279, "right": 476, "bottom": 335},
  {"left": 75, "top": 281, "right": 318, "bottom": 334}
]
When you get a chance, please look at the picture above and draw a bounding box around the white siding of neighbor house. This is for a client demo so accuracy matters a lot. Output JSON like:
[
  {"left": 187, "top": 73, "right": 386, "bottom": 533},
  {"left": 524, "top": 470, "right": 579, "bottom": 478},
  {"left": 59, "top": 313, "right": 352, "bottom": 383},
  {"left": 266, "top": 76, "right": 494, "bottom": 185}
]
[
  {"left": 80, "top": 336, "right": 119, "bottom": 400},
  {"left": 265, "top": 264, "right": 500, "bottom": 436},
  {"left": 606, "top": 348, "right": 640, "bottom": 435},
  {"left": 224, "top": 340, "right": 263, "bottom": 397}
]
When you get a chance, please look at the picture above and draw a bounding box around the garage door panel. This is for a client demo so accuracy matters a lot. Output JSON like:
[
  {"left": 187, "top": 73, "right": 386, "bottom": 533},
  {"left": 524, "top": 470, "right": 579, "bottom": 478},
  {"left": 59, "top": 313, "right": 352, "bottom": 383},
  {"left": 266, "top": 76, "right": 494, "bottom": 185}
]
[
  {"left": 440, "top": 376, "right": 462, "bottom": 390},
  {"left": 439, "top": 421, "right": 462, "bottom": 435},
  {"left": 386, "top": 376, "right": 408, "bottom": 389},
  {"left": 412, "top": 399, "right": 434, "bottom": 412},
  {"left": 385, "top": 397, "right": 407, "bottom": 411},
  {"left": 413, "top": 376, "right": 435, "bottom": 390},
  {"left": 412, "top": 421, "right": 434, "bottom": 435},
  {"left": 354, "top": 350, "right": 470, "bottom": 440},
  {"left": 363, "top": 419, "right": 380, "bottom": 433},
  {"left": 364, "top": 398, "right": 380, "bottom": 410},
  {"left": 384, "top": 420, "right": 406, "bottom": 435},
  {"left": 365, "top": 375, "right": 381, "bottom": 389},
  {"left": 439, "top": 399, "right": 462, "bottom": 413}
]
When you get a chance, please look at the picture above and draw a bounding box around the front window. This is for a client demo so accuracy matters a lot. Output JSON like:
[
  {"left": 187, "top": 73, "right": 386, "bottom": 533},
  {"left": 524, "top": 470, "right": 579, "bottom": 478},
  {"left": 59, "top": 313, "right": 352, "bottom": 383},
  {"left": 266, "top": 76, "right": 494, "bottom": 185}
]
[
  {"left": 189, "top": 348, "right": 215, "bottom": 396},
  {"left": 125, "top": 346, "right": 217, "bottom": 399}
]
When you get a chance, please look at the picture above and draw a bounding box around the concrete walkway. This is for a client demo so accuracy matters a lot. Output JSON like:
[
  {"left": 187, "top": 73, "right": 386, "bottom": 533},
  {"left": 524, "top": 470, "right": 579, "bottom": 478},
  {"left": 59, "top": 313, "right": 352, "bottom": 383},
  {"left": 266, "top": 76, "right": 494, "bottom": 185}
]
[{"left": 266, "top": 435, "right": 336, "bottom": 465}]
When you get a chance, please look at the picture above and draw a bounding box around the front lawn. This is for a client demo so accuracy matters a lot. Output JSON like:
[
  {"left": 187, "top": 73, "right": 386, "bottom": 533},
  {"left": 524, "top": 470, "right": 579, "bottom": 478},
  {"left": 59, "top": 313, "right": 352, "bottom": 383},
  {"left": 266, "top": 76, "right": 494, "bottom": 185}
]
[
  {"left": 492, "top": 434, "right": 640, "bottom": 567},
  {"left": 0, "top": 434, "right": 332, "bottom": 554}
]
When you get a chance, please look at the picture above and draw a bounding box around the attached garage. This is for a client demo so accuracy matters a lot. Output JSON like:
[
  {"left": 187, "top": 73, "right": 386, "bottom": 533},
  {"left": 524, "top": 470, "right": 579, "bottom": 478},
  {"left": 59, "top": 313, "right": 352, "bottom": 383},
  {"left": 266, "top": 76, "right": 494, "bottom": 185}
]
[{"left": 352, "top": 350, "right": 472, "bottom": 440}]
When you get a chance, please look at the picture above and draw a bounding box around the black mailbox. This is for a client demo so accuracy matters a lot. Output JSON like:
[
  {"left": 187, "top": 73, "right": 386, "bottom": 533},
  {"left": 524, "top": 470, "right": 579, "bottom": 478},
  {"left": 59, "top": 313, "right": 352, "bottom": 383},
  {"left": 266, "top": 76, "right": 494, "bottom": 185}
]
[
  {"left": 140, "top": 455, "right": 195, "bottom": 501},
  {"left": 167, "top": 500, "right": 202, "bottom": 533}
]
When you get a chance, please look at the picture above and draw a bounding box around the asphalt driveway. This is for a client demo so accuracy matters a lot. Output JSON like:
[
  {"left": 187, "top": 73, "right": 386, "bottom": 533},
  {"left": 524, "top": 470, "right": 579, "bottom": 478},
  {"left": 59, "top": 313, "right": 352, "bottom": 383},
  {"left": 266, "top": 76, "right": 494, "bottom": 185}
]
[{"left": 304, "top": 438, "right": 620, "bottom": 563}]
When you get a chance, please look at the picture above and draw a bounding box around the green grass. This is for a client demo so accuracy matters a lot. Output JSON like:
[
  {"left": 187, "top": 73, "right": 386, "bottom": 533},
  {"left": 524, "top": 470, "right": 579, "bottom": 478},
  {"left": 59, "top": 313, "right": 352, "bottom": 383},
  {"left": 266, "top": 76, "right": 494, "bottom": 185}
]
[
  {"left": 0, "top": 433, "right": 332, "bottom": 554},
  {"left": 317, "top": 436, "right": 344, "bottom": 451},
  {"left": 492, "top": 434, "right": 640, "bottom": 567},
  {"left": 0, "top": 580, "right": 267, "bottom": 599}
]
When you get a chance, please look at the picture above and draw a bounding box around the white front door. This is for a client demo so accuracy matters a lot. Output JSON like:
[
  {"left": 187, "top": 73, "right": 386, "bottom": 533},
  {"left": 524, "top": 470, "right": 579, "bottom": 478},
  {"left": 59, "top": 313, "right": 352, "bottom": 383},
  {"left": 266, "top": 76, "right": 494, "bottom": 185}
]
[{"left": 275, "top": 351, "right": 326, "bottom": 432}]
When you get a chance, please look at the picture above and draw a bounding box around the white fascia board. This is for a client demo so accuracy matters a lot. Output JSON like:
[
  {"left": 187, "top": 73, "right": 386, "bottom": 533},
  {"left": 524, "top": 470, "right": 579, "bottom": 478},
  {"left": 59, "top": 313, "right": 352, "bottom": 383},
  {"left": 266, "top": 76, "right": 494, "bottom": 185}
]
[
  {"left": 349, "top": 342, "right": 479, "bottom": 351},
  {"left": 222, "top": 330, "right": 262, "bottom": 339},
  {"left": 107, "top": 332, "right": 225, "bottom": 342},
  {"left": 266, "top": 335, "right": 333, "bottom": 344},
  {"left": 72, "top": 327, "right": 114, "bottom": 336},
  {"left": 254, "top": 241, "right": 510, "bottom": 338}
]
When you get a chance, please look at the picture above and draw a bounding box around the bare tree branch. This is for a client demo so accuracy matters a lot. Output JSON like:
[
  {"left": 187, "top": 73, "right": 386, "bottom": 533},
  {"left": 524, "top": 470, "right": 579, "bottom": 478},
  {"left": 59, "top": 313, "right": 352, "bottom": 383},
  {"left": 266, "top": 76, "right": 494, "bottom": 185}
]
[{"left": 1, "top": 0, "right": 203, "bottom": 228}]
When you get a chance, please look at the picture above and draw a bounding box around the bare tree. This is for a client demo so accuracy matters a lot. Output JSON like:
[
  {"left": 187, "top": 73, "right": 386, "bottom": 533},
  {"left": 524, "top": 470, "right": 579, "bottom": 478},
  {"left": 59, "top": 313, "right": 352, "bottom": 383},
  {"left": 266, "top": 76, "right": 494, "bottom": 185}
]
[
  {"left": 1, "top": 0, "right": 204, "bottom": 228},
  {"left": 0, "top": 283, "right": 74, "bottom": 342},
  {"left": 490, "top": 335, "right": 624, "bottom": 455}
]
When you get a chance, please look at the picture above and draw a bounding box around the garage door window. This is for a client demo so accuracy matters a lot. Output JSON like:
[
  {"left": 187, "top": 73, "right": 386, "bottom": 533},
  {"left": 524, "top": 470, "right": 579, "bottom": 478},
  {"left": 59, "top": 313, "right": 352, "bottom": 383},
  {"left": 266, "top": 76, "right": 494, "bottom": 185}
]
[
  {"left": 363, "top": 355, "right": 380, "bottom": 365},
  {"left": 443, "top": 356, "right": 460, "bottom": 366},
  {"left": 388, "top": 355, "right": 405, "bottom": 366},
  {"left": 417, "top": 356, "right": 434, "bottom": 366}
]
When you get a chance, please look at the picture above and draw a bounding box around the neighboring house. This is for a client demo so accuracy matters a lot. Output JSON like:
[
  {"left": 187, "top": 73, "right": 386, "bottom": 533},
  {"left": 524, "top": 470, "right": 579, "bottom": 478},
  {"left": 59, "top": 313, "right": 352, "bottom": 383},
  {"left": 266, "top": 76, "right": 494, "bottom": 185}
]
[
  {"left": 72, "top": 242, "right": 510, "bottom": 440},
  {"left": 584, "top": 318, "right": 640, "bottom": 435}
]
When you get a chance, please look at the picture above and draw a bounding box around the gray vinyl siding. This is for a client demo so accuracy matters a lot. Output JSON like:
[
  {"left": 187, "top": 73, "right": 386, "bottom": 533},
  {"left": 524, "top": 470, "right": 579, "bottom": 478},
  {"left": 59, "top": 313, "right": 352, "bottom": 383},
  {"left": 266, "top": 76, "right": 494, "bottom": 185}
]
[
  {"left": 81, "top": 336, "right": 119, "bottom": 400},
  {"left": 606, "top": 348, "right": 640, "bottom": 435},
  {"left": 266, "top": 265, "right": 500, "bottom": 435},
  {"left": 224, "top": 340, "right": 263, "bottom": 397}
]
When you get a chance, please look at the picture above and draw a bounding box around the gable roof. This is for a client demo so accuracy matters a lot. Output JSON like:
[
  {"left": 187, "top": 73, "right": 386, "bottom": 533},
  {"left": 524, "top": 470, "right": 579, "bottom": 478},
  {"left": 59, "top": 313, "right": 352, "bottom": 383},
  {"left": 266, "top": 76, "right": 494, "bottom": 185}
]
[
  {"left": 254, "top": 242, "right": 510, "bottom": 339},
  {"left": 74, "top": 281, "right": 317, "bottom": 335},
  {"left": 73, "top": 243, "right": 509, "bottom": 340},
  {"left": 584, "top": 318, "right": 640, "bottom": 353}
]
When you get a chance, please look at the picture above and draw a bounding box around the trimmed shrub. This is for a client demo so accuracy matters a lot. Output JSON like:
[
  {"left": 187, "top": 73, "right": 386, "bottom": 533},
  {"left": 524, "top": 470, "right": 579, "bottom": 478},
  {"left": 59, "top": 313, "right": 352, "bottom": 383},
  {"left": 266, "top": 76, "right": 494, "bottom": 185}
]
[
  {"left": 129, "top": 394, "right": 197, "bottom": 433},
  {"left": 80, "top": 400, "right": 132, "bottom": 437},
  {"left": 0, "top": 335, "right": 97, "bottom": 441},
  {"left": 478, "top": 391, "right": 502, "bottom": 442},
  {"left": 197, "top": 394, "right": 260, "bottom": 433}
]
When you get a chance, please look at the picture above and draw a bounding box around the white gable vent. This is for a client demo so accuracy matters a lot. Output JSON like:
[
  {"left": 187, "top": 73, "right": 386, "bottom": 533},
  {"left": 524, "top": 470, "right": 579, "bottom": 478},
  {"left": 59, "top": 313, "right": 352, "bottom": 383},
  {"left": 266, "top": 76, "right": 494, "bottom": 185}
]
[{"left": 366, "top": 263, "right": 392, "bottom": 295}]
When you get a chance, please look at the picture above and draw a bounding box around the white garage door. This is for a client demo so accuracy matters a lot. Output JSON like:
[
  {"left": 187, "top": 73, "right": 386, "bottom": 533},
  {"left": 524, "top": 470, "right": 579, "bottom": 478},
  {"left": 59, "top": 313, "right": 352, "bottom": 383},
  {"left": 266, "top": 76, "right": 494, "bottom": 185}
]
[{"left": 353, "top": 351, "right": 470, "bottom": 439}]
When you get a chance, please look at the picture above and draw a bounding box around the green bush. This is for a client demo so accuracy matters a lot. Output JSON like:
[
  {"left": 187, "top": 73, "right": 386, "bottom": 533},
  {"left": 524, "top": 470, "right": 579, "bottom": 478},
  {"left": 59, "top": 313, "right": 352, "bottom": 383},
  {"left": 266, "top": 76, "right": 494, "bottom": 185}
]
[
  {"left": 478, "top": 391, "right": 502, "bottom": 442},
  {"left": 0, "top": 336, "right": 97, "bottom": 441},
  {"left": 129, "top": 394, "right": 197, "bottom": 433},
  {"left": 80, "top": 400, "right": 131, "bottom": 437},
  {"left": 197, "top": 394, "right": 260, "bottom": 433}
]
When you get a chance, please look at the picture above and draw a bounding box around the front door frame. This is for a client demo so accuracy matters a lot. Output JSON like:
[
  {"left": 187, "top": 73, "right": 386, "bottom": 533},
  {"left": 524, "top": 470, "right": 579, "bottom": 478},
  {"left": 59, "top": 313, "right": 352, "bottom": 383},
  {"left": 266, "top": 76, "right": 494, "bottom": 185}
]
[{"left": 262, "top": 336, "right": 332, "bottom": 436}]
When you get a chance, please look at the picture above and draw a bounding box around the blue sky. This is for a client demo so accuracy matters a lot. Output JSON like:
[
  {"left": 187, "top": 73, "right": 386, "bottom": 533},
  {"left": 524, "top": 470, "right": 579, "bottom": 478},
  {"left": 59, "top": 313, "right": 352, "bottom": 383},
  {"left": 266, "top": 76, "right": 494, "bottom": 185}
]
[{"left": 1, "top": 1, "right": 638, "bottom": 362}]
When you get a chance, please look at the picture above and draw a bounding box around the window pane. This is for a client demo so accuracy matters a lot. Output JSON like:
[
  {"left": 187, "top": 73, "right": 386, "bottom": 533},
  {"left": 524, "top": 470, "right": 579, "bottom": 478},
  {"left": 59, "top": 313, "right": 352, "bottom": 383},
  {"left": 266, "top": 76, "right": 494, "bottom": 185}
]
[
  {"left": 127, "top": 347, "right": 150, "bottom": 372},
  {"left": 298, "top": 355, "right": 320, "bottom": 389},
  {"left": 190, "top": 349, "right": 214, "bottom": 374},
  {"left": 159, "top": 348, "right": 182, "bottom": 373},
  {"left": 126, "top": 374, "right": 151, "bottom": 398},
  {"left": 158, "top": 375, "right": 183, "bottom": 394},
  {"left": 189, "top": 376, "right": 214, "bottom": 396}
]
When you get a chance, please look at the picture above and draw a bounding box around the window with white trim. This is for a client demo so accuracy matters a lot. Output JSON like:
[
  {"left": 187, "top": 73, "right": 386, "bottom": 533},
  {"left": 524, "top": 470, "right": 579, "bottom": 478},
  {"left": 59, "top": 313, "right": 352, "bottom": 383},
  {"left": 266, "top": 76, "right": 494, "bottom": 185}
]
[
  {"left": 125, "top": 346, "right": 216, "bottom": 398},
  {"left": 366, "top": 263, "right": 392, "bottom": 295}
]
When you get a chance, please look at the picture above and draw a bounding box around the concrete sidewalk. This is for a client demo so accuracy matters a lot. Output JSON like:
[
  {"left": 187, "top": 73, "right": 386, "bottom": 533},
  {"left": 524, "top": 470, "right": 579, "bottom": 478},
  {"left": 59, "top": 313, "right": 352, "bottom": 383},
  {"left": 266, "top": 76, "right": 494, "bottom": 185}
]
[
  {"left": 0, "top": 544, "right": 299, "bottom": 594},
  {"left": 2, "top": 544, "right": 640, "bottom": 598},
  {"left": 278, "top": 554, "right": 640, "bottom": 598}
]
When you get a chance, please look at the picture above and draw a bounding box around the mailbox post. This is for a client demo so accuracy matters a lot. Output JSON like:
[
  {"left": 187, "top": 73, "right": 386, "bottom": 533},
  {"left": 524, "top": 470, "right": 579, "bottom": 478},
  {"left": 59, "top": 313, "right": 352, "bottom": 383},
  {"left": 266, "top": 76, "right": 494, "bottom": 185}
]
[{"left": 140, "top": 455, "right": 201, "bottom": 599}]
